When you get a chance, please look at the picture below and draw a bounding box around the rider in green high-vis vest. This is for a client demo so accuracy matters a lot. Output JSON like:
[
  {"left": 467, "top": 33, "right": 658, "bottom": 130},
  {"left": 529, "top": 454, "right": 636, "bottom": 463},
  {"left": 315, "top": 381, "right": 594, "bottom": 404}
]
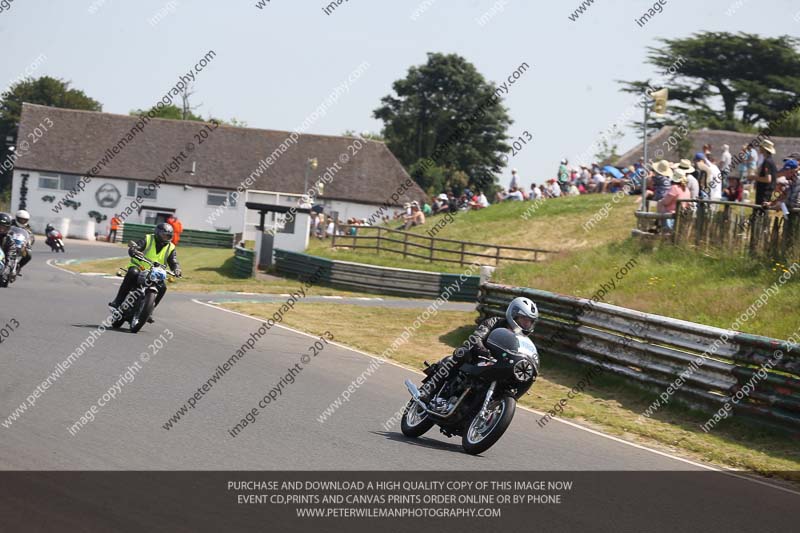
[{"left": 109, "top": 223, "right": 182, "bottom": 320}]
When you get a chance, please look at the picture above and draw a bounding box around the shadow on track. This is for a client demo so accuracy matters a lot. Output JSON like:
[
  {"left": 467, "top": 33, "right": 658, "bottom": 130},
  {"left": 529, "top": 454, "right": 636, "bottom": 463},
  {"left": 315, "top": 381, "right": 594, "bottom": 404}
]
[{"left": 370, "top": 430, "right": 467, "bottom": 454}]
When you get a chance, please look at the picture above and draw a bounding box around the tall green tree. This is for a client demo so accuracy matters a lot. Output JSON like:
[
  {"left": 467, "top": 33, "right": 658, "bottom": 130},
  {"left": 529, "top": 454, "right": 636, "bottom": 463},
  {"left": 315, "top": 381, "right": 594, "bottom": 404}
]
[
  {"left": 373, "top": 52, "right": 512, "bottom": 194},
  {"left": 0, "top": 76, "right": 102, "bottom": 189},
  {"left": 619, "top": 32, "right": 800, "bottom": 134}
]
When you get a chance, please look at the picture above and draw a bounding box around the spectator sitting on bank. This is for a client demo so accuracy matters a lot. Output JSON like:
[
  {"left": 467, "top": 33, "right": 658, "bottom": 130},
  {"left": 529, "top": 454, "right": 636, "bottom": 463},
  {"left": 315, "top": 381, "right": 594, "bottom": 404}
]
[
  {"left": 473, "top": 191, "right": 490, "bottom": 209},
  {"left": 568, "top": 182, "right": 580, "bottom": 196},
  {"left": 505, "top": 187, "right": 525, "bottom": 201},
  {"left": 400, "top": 201, "right": 426, "bottom": 229},
  {"left": 531, "top": 183, "right": 543, "bottom": 200},
  {"left": 433, "top": 193, "right": 449, "bottom": 214},
  {"left": 422, "top": 201, "right": 432, "bottom": 216},
  {"left": 545, "top": 179, "right": 561, "bottom": 198},
  {"left": 495, "top": 188, "right": 508, "bottom": 203},
  {"left": 589, "top": 168, "right": 604, "bottom": 193},
  {"left": 722, "top": 175, "right": 743, "bottom": 202}
]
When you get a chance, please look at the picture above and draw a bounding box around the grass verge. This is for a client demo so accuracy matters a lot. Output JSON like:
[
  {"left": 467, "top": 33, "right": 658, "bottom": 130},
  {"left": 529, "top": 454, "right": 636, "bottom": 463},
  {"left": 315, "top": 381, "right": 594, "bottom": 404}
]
[
  {"left": 221, "top": 301, "right": 800, "bottom": 484},
  {"left": 58, "top": 247, "right": 380, "bottom": 298}
]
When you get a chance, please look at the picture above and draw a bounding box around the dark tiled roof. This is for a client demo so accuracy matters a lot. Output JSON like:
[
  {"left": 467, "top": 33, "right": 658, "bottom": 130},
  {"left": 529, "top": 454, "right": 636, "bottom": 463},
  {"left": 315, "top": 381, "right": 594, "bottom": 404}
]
[
  {"left": 15, "top": 103, "right": 426, "bottom": 206},
  {"left": 616, "top": 126, "right": 800, "bottom": 167}
]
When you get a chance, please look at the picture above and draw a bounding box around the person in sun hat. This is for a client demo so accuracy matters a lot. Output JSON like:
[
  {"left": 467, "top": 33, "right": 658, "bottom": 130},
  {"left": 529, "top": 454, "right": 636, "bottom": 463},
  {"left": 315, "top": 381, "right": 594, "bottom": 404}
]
[
  {"left": 756, "top": 139, "right": 778, "bottom": 206},
  {"left": 674, "top": 159, "right": 699, "bottom": 199},
  {"left": 650, "top": 159, "right": 674, "bottom": 204},
  {"left": 658, "top": 168, "right": 691, "bottom": 231}
]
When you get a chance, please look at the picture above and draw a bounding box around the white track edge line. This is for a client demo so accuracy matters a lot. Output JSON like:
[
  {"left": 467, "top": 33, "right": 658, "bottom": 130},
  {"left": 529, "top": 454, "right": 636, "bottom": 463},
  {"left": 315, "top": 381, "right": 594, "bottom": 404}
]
[{"left": 191, "top": 298, "right": 800, "bottom": 497}]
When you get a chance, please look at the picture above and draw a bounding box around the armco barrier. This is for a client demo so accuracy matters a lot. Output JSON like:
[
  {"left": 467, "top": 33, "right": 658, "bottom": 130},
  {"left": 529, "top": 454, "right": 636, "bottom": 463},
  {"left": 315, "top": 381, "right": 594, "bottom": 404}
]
[
  {"left": 119, "top": 224, "right": 233, "bottom": 248},
  {"left": 274, "top": 249, "right": 481, "bottom": 301},
  {"left": 233, "top": 246, "right": 255, "bottom": 278},
  {"left": 478, "top": 283, "right": 800, "bottom": 429}
]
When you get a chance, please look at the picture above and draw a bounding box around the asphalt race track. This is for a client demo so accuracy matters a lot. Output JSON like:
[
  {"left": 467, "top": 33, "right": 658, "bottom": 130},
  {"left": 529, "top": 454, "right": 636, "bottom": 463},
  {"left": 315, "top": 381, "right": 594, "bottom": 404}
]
[{"left": 1, "top": 240, "right": 797, "bottom": 530}]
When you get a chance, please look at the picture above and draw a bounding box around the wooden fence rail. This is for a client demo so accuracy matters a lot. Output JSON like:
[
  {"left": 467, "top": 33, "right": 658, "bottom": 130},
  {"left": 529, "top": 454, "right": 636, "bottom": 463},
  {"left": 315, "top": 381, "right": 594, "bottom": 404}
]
[
  {"left": 673, "top": 200, "right": 800, "bottom": 259},
  {"left": 331, "top": 223, "right": 555, "bottom": 266}
]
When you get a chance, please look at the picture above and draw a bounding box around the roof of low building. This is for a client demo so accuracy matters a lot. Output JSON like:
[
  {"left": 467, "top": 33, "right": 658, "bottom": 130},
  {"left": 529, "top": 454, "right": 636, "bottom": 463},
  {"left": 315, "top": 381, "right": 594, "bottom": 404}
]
[
  {"left": 15, "top": 103, "right": 427, "bottom": 206},
  {"left": 616, "top": 126, "right": 800, "bottom": 168}
]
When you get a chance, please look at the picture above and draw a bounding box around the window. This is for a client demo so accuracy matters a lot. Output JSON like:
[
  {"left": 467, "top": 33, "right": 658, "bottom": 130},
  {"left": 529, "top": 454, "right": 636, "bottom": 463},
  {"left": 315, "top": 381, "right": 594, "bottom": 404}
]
[
  {"left": 127, "top": 181, "right": 157, "bottom": 200},
  {"left": 207, "top": 190, "right": 237, "bottom": 207},
  {"left": 38, "top": 174, "right": 60, "bottom": 190},
  {"left": 61, "top": 175, "right": 79, "bottom": 191},
  {"left": 37, "top": 173, "right": 82, "bottom": 191}
]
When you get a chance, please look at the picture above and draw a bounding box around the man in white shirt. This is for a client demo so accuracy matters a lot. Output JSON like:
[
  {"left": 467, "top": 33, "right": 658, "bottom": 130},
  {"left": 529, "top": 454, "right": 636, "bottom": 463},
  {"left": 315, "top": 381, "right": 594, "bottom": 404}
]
[
  {"left": 720, "top": 144, "right": 732, "bottom": 175},
  {"left": 478, "top": 192, "right": 489, "bottom": 208},
  {"left": 703, "top": 161, "right": 723, "bottom": 200}
]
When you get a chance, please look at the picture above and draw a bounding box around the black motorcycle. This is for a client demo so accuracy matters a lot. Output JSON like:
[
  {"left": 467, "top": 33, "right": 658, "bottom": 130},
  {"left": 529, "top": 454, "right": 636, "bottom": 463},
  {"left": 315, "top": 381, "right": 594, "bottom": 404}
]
[
  {"left": 401, "top": 328, "right": 539, "bottom": 455},
  {"left": 111, "top": 255, "right": 177, "bottom": 333},
  {"left": 0, "top": 227, "right": 30, "bottom": 288}
]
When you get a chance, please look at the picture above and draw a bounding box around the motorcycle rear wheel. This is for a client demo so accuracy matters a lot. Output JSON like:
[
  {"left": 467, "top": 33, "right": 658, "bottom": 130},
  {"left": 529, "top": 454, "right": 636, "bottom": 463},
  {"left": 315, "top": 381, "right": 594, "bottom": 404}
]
[
  {"left": 400, "top": 399, "right": 435, "bottom": 438},
  {"left": 461, "top": 397, "right": 516, "bottom": 455}
]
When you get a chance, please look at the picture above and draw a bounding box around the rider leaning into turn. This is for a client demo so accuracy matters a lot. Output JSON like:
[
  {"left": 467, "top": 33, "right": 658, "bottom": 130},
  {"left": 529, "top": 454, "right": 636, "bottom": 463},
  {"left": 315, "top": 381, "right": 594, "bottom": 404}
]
[
  {"left": 422, "top": 297, "right": 539, "bottom": 398},
  {"left": 108, "top": 222, "right": 181, "bottom": 317},
  {"left": 11, "top": 210, "right": 34, "bottom": 275},
  {"left": 0, "top": 212, "right": 12, "bottom": 249}
]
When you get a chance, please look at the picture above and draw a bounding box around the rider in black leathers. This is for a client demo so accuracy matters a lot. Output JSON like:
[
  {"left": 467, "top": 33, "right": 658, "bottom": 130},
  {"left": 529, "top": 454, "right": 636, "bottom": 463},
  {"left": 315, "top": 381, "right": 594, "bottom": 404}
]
[
  {"left": 421, "top": 297, "right": 539, "bottom": 399},
  {"left": 11, "top": 210, "right": 34, "bottom": 275}
]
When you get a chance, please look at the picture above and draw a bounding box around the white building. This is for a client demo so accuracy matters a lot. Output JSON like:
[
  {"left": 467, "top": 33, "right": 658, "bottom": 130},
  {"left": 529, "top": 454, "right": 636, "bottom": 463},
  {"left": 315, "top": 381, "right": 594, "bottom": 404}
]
[{"left": 10, "top": 103, "right": 426, "bottom": 241}]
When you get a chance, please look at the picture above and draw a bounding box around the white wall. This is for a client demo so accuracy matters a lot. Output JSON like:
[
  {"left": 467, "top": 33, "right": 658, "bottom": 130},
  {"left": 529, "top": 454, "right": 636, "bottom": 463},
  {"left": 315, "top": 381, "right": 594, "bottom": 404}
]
[{"left": 10, "top": 170, "right": 244, "bottom": 236}]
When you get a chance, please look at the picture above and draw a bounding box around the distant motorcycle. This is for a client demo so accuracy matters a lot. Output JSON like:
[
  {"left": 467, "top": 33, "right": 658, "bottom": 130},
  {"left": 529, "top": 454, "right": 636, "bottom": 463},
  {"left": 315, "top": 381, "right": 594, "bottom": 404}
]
[
  {"left": 0, "top": 227, "right": 29, "bottom": 287},
  {"left": 401, "top": 328, "right": 539, "bottom": 455},
  {"left": 110, "top": 254, "right": 178, "bottom": 333},
  {"left": 45, "top": 225, "right": 66, "bottom": 253}
]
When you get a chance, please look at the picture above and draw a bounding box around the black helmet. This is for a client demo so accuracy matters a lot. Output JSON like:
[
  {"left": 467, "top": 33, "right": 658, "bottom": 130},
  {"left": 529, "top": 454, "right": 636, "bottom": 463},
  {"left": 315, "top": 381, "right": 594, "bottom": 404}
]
[
  {"left": 45, "top": 223, "right": 55, "bottom": 232},
  {"left": 154, "top": 223, "right": 174, "bottom": 244},
  {"left": 506, "top": 297, "right": 539, "bottom": 335},
  {"left": 0, "top": 212, "right": 11, "bottom": 234}
]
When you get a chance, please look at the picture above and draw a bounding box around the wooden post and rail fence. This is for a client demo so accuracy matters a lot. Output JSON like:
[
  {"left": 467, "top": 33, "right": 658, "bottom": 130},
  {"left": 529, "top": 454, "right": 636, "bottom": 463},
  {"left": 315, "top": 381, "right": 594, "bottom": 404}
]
[
  {"left": 633, "top": 199, "right": 800, "bottom": 260},
  {"left": 330, "top": 223, "right": 556, "bottom": 267}
]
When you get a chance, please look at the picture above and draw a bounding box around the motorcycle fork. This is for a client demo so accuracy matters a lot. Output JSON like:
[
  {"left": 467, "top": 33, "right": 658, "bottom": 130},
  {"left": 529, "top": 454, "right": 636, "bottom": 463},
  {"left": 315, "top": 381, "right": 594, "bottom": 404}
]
[{"left": 478, "top": 381, "right": 497, "bottom": 420}]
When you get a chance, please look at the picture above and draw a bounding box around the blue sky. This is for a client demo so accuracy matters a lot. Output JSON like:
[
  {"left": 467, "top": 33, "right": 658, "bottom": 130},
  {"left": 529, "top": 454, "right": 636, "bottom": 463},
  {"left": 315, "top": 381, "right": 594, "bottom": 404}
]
[{"left": 1, "top": 0, "right": 797, "bottom": 188}]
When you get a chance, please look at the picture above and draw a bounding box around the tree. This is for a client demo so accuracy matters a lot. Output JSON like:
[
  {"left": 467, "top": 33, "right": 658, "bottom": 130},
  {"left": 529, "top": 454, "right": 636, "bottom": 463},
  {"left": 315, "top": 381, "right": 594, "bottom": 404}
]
[
  {"left": 129, "top": 104, "right": 203, "bottom": 121},
  {"left": 593, "top": 125, "right": 624, "bottom": 165},
  {"left": 373, "top": 52, "right": 512, "bottom": 194},
  {"left": 0, "top": 76, "right": 102, "bottom": 189},
  {"left": 342, "top": 129, "right": 384, "bottom": 141},
  {"left": 619, "top": 32, "right": 800, "bottom": 133}
]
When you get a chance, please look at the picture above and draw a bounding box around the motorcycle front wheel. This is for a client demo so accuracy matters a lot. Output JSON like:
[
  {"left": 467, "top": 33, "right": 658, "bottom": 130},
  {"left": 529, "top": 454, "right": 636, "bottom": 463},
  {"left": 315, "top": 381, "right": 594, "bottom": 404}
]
[
  {"left": 461, "top": 396, "right": 516, "bottom": 455},
  {"left": 400, "top": 399, "right": 435, "bottom": 438},
  {"left": 130, "top": 291, "right": 156, "bottom": 333}
]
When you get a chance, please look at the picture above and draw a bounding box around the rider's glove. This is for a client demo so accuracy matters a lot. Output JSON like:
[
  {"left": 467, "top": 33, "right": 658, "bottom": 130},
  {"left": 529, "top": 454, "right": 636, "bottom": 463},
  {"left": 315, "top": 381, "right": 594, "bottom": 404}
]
[
  {"left": 475, "top": 346, "right": 492, "bottom": 360},
  {"left": 174, "top": 268, "right": 182, "bottom": 278}
]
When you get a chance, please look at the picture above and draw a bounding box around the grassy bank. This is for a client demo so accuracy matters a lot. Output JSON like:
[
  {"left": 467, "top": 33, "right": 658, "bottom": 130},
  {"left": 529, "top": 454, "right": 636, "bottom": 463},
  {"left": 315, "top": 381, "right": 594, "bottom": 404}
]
[
  {"left": 497, "top": 238, "right": 800, "bottom": 340},
  {"left": 221, "top": 301, "right": 800, "bottom": 482},
  {"left": 307, "top": 194, "right": 637, "bottom": 273}
]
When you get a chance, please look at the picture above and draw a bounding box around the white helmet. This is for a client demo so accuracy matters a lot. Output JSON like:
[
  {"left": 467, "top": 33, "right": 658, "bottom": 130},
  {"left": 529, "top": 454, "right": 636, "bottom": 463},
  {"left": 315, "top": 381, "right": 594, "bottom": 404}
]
[
  {"left": 506, "top": 297, "right": 539, "bottom": 335},
  {"left": 15, "top": 210, "right": 30, "bottom": 225}
]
